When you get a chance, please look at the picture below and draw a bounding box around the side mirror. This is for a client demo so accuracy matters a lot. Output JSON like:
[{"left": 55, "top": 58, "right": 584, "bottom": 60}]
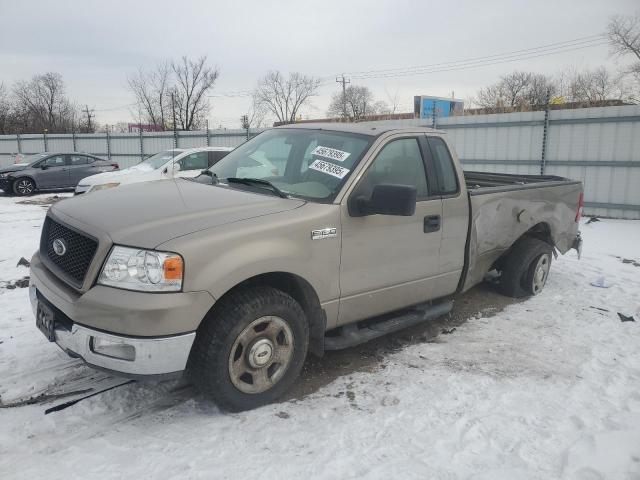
[
  {"left": 40, "top": 165, "right": 49, "bottom": 170},
  {"left": 172, "top": 162, "right": 181, "bottom": 173},
  {"left": 349, "top": 184, "right": 417, "bottom": 217}
]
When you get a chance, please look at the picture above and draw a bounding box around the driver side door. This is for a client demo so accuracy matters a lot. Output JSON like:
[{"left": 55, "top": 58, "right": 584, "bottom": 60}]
[{"left": 338, "top": 136, "right": 444, "bottom": 325}]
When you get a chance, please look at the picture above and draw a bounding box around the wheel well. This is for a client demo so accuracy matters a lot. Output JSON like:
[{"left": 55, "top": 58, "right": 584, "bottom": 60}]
[
  {"left": 493, "top": 222, "right": 554, "bottom": 271},
  {"left": 211, "top": 272, "right": 326, "bottom": 357},
  {"left": 12, "top": 176, "right": 37, "bottom": 188},
  {"left": 523, "top": 222, "right": 553, "bottom": 247}
]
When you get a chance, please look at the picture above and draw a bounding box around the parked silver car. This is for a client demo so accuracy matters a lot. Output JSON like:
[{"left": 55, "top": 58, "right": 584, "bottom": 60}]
[{"left": 0, "top": 153, "right": 119, "bottom": 196}]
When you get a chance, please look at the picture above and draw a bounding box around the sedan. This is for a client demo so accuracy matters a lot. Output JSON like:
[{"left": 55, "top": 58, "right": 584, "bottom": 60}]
[{"left": 0, "top": 153, "right": 119, "bottom": 196}]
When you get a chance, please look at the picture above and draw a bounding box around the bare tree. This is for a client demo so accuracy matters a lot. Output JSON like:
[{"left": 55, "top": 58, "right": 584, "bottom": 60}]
[
  {"left": 568, "top": 67, "right": 623, "bottom": 103},
  {"left": 608, "top": 12, "right": 640, "bottom": 102},
  {"left": 0, "top": 82, "right": 11, "bottom": 134},
  {"left": 241, "top": 96, "right": 267, "bottom": 129},
  {"left": 171, "top": 56, "right": 219, "bottom": 130},
  {"left": 475, "top": 83, "right": 507, "bottom": 108},
  {"left": 12, "top": 72, "right": 76, "bottom": 133},
  {"left": 328, "top": 85, "right": 378, "bottom": 120},
  {"left": 384, "top": 88, "right": 401, "bottom": 114},
  {"left": 253, "top": 71, "right": 320, "bottom": 124},
  {"left": 474, "top": 71, "right": 557, "bottom": 109},
  {"left": 127, "top": 62, "right": 172, "bottom": 129}
]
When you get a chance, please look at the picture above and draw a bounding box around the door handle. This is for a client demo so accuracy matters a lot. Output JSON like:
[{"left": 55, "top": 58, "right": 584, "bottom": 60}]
[{"left": 423, "top": 215, "right": 441, "bottom": 233}]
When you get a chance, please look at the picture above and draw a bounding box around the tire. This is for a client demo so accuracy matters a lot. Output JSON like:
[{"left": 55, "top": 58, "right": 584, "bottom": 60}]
[
  {"left": 13, "top": 178, "right": 36, "bottom": 196},
  {"left": 498, "top": 237, "right": 553, "bottom": 298},
  {"left": 188, "top": 286, "right": 309, "bottom": 412}
]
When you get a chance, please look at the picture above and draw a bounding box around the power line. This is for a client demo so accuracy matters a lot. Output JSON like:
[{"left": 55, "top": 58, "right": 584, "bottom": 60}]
[
  {"left": 91, "top": 34, "right": 609, "bottom": 113},
  {"left": 349, "top": 39, "right": 607, "bottom": 80},
  {"left": 345, "top": 34, "right": 605, "bottom": 77}
]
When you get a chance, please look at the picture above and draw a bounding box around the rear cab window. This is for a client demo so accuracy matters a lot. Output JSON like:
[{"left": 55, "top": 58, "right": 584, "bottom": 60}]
[{"left": 427, "top": 137, "right": 459, "bottom": 196}]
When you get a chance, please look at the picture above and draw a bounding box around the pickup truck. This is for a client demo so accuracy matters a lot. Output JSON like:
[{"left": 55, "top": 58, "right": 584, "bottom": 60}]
[{"left": 29, "top": 124, "right": 583, "bottom": 411}]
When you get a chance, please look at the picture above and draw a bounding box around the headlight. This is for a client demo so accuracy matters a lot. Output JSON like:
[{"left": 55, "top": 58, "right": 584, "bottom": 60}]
[
  {"left": 0, "top": 173, "right": 7, "bottom": 179},
  {"left": 90, "top": 182, "right": 120, "bottom": 192},
  {"left": 98, "top": 246, "right": 183, "bottom": 292}
]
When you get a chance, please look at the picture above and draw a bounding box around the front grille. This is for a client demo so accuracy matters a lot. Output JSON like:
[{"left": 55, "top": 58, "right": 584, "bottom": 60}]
[{"left": 41, "top": 216, "right": 98, "bottom": 286}]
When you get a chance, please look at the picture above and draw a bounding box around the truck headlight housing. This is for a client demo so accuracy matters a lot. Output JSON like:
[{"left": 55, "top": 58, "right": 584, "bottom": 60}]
[
  {"left": 90, "top": 182, "right": 120, "bottom": 192},
  {"left": 98, "top": 246, "right": 183, "bottom": 292}
]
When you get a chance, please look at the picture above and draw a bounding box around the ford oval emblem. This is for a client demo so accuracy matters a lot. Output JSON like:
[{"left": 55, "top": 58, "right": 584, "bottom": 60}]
[{"left": 52, "top": 238, "right": 67, "bottom": 256}]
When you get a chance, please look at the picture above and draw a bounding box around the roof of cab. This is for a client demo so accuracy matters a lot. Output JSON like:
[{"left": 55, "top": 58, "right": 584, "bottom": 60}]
[{"left": 274, "top": 122, "right": 443, "bottom": 137}]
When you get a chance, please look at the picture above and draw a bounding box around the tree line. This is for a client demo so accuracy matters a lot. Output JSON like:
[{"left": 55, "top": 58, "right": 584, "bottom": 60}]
[{"left": 0, "top": 12, "right": 638, "bottom": 134}]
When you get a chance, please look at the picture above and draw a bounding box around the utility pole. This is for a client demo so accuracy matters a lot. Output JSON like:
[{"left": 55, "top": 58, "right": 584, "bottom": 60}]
[
  {"left": 336, "top": 74, "right": 350, "bottom": 118},
  {"left": 83, "top": 105, "right": 94, "bottom": 133}
]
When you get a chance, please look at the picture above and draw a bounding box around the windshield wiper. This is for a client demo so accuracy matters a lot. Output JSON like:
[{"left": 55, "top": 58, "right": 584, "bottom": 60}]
[{"left": 226, "top": 177, "right": 288, "bottom": 198}]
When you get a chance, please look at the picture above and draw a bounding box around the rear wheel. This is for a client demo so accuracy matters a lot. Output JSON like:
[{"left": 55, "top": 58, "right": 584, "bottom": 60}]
[
  {"left": 13, "top": 178, "right": 35, "bottom": 196},
  {"left": 188, "top": 286, "right": 308, "bottom": 411},
  {"left": 498, "top": 237, "right": 553, "bottom": 298}
]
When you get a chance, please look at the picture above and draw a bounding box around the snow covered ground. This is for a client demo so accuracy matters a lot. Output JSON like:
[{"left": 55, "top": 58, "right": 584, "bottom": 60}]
[{"left": 0, "top": 193, "right": 639, "bottom": 480}]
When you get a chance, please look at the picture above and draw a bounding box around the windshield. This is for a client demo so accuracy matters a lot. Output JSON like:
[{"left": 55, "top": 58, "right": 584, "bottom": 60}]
[
  {"left": 138, "top": 150, "right": 182, "bottom": 170},
  {"left": 208, "top": 129, "right": 371, "bottom": 202}
]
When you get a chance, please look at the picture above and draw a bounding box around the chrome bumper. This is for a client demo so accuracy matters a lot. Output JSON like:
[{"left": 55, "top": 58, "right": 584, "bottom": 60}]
[{"left": 29, "top": 284, "right": 195, "bottom": 376}]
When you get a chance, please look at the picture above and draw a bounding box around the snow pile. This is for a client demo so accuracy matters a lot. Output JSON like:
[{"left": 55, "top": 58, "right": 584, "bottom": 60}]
[{"left": 0, "top": 194, "right": 639, "bottom": 479}]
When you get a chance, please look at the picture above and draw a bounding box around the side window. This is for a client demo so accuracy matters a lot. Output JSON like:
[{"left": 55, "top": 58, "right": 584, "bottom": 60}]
[
  {"left": 179, "top": 152, "right": 209, "bottom": 171},
  {"left": 69, "top": 155, "right": 88, "bottom": 166},
  {"left": 356, "top": 138, "right": 429, "bottom": 199},
  {"left": 43, "top": 155, "right": 66, "bottom": 167},
  {"left": 428, "top": 137, "right": 459, "bottom": 195}
]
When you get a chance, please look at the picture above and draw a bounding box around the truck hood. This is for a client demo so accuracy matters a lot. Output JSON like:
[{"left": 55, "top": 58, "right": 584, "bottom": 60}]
[
  {"left": 0, "top": 164, "right": 29, "bottom": 174},
  {"left": 79, "top": 164, "right": 159, "bottom": 186},
  {"left": 51, "top": 179, "right": 305, "bottom": 248}
]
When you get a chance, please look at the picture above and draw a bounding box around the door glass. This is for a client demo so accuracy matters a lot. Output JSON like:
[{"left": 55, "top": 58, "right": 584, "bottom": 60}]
[
  {"left": 355, "top": 138, "right": 429, "bottom": 199},
  {"left": 179, "top": 152, "right": 209, "bottom": 171},
  {"left": 43, "top": 155, "right": 65, "bottom": 167},
  {"left": 69, "top": 155, "right": 89, "bottom": 166}
]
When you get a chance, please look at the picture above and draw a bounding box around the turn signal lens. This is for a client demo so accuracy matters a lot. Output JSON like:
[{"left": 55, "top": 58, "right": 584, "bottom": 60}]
[{"left": 164, "top": 256, "right": 183, "bottom": 280}]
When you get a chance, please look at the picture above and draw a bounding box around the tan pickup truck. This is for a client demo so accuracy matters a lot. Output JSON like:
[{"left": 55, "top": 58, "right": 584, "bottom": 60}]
[{"left": 29, "top": 124, "right": 583, "bottom": 411}]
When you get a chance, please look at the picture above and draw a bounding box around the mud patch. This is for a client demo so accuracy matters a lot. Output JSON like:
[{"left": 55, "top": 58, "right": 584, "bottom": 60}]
[
  {"left": 16, "top": 195, "right": 65, "bottom": 206},
  {"left": 1, "top": 276, "right": 29, "bottom": 289}
]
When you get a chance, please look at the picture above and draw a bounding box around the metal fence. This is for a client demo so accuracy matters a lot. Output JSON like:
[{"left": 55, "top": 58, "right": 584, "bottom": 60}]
[
  {"left": 0, "top": 128, "right": 263, "bottom": 170},
  {"left": 1, "top": 105, "right": 639, "bottom": 219},
  {"left": 366, "top": 104, "right": 640, "bottom": 220}
]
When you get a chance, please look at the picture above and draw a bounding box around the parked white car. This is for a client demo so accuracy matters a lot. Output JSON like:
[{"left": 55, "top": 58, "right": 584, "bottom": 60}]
[{"left": 74, "top": 147, "right": 233, "bottom": 194}]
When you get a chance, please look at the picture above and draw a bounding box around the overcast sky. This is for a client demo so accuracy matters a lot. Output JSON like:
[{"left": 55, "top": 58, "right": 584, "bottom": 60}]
[{"left": 0, "top": 0, "right": 637, "bottom": 128}]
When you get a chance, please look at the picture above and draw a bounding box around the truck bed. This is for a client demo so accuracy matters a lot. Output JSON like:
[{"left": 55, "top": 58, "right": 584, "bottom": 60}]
[
  {"left": 460, "top": 170, "right": 582, "bottom": 293},
  {"left": 464, "top": 171, "right": 576, "bottom": 195}
]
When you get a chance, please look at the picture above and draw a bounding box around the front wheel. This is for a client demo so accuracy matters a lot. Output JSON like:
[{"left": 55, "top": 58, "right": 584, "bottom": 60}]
[
  {"left": 13, "top": 178, "right": 36, "bottom": 196},
  {"left": 498, "top": 237, "right": 553, "bottom": 298},
  {"left": 188, "top": 286, "right": 309, "bottom": 411}
]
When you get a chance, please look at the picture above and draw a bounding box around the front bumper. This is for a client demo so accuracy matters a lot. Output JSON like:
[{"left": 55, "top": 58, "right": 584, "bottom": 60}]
[
  {"left": 0, "top": 178, "right": 8, "bottom": 191},
  {"left": 30, "top": 284, "right": 196, "bottom": 376},
  {"left": 29, "top": 251, "right": 215, "bottom": 376}
]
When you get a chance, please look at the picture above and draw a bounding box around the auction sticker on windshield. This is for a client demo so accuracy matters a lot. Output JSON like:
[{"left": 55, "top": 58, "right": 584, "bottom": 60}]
[
  {"left": 309, "top": 159, "right": 350, "bottom": 179},
  {"left": 312, "top": 146, "right": 351, "bottom": 162}
]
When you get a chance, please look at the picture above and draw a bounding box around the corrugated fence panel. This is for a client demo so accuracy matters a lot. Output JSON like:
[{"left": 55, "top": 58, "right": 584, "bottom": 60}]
[
  {"left": 74, "top": 134, "right": 109, "bottom": 158},
  {"left": 1, "top": 111, "right": 639, "bottom": 218},
  {"left": 45, "top": 135, "right": 75, "bottom": 153},
  {"left": 544, "top": 105, "right": 640, "bottom": 219}
]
